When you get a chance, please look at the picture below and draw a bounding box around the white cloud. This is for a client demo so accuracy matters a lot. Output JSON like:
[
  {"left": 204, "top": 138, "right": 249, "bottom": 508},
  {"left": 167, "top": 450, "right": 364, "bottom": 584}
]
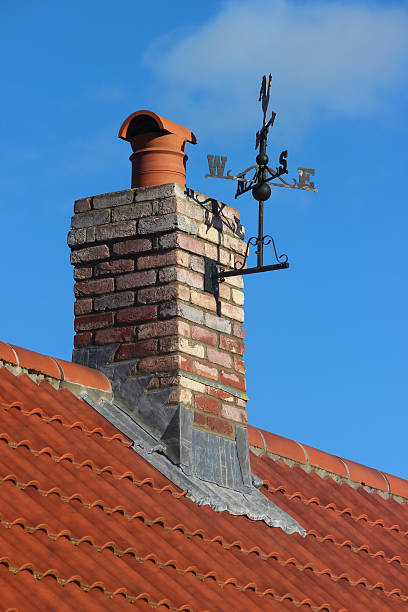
[{"left": 145, "top": 0, "right": 408, "bottom": 136}]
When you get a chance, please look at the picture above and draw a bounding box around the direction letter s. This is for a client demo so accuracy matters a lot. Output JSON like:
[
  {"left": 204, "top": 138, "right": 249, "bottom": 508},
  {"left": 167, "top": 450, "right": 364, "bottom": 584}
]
[{"left": 279, "top": 150, "right": 288, "bottom": 175}]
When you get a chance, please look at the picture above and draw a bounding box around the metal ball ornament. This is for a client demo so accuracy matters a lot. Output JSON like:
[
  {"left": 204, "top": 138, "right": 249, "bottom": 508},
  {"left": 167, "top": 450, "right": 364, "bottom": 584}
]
[{"left": 252, "top": 181, "right": 271, "bottom": 202}]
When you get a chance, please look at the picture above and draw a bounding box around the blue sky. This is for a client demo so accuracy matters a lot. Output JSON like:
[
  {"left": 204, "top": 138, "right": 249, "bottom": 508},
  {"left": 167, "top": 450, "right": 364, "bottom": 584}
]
[{"left": 1, "top": 0, "right": 407, "bottom": 477}]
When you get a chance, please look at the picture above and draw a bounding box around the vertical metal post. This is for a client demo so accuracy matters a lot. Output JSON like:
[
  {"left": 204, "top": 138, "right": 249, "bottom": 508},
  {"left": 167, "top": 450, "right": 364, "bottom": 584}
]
[{"left": 257, "top": 201, "right": 264, "bottom": 268}]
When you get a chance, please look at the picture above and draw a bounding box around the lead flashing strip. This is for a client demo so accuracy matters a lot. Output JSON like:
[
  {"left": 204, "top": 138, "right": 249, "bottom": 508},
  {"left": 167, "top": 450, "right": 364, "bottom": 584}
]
[{"left": 181, "top": 372, "right": 249, "bottom": 401}]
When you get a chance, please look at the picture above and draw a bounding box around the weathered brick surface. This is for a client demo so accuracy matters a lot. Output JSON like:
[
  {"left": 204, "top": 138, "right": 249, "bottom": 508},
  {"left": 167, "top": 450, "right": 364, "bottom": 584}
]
[
  {"left": 111, "top": 202, "right": 152, "bottom": 221},
  {"left": 73, "top": 267, "right": 93, "bottom": 281},
  {"left": 115, "top": 340, "right": 158, "bottom": 361},
  {"left": 194, "top": 395, "right": 220, "bottom": 416},
  {"left": 207, "top": 416, "right": 234, "bottom": 437},
  {"left": 116, "top": 305, "right": 157, "bottom": 324},
  {"left": 95, "top": 259, "right": 134, "bottom": 276},
  {"left": 67, "top": 229, "right": 86, "bottom": 247},
  {"left": 137, "top": 354, "right": 181, "bottom": 374},
  {"left": 93, "top": 190, "right": 133, "bottom": 209},
  {"left": 220, "top": 301, "right": 244, "bottom": 323},
  {"left": 220, "top": 370, "right": 246, "bottom": 391},
  {"left": 192, "top": 360, "right": 218, "bottom": 381},
  {"left": 191, "top": 325, "right": 217, "bottom": 347},
  {"left": 194, "top": 411, "right": 206, "bottom": 426},
  {"left": 71, "top": 209, "right": 110, "bottom": 229},
  {"left": 95, "top": 221, "right": 137, "bottom": 241},
  {"left": 116, "top": 270, "right": 156, "bottom": 290},
  {"left": 159, "top": 337, "right": 204, "bottom": 358},
  {"left": 207, "top": 347, "right": 232, "bottom": 368},
  {"left": 71, "top": 245, "right": 110, "bottom": 264},
  {"left": 221, "top": 403, "right": 247, "bottom": 424},
  {"left": 158, "top": 267, "right": 203, "bottom": 290},
  {"left": 138, "top": 283, "right": 190, "bottom": 305},
  {"left": 204, "top": 313, "right": 231, "bottom": 334},
  {"left": 190, "top": 290, "right": 216, "bottom": 312},
  {"left": 95, "top": 327, "right": 135, "bottom": 345},
  {"left": 159, "top": 232, "right": 204, "bottom": 255},
  {"left": 137, "top": 251, "right": 189, "bottom": 270},
  {"left": 94, "top": 292, "right": 134, "bottom": 312},
  {"left": 74, "top": 299, "right": 92, "bottom": 316},
  {"left": 74, "top": 332, "right": 93, "bottom": 348},
  {"left": 160, "top": 301, "right": 203, "bottom": 325},
  {"left": 113, "top": 239, "right": 151, "bottom": 255},
  {"left": 138, "top": 319, "right": 190, "bottom": 340},
  {"left": 74, "top": 197, "right": 92, "bottom": 213},
  {"left": 74, "top": 312, "right": 114, "bottom": 331},
  {"left": 219, "top": 335, "right": 245, "bottom": 355},
  {"left": 233, "top": 355, "right": 246, "bottom": 374},
  {"left": 74, "top": 278, "right": 114, "bottom": 297}
]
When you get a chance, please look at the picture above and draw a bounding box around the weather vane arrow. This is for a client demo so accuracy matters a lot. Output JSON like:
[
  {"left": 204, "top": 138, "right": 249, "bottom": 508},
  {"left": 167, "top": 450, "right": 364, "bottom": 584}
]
[{"left": 203, "top": 73, "right": 318, "bottom": 294}]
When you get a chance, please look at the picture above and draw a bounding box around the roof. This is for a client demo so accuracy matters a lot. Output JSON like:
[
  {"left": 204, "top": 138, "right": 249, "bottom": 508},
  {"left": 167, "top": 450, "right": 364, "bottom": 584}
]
[{"left": 0, "top": 344, "right": 408, "bottom": 611}]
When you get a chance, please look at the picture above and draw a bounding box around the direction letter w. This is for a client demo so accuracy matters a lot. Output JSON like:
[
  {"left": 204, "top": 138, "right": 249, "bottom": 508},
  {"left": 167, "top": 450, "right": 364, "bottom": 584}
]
[{"left": 207, "top": 155, "right": 227, "bottom": 177}]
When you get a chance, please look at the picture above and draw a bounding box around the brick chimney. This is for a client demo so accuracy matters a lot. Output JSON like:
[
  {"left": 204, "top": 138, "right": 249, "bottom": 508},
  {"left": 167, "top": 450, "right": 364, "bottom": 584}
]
[{"left": 69, "top": 111, "right": 251, "bottom": 491}]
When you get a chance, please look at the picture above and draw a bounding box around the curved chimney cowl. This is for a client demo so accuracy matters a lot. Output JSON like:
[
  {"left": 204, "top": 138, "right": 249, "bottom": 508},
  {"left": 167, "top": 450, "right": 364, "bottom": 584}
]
[{"left": 118, "top": 110, "right": 197, "bottom": 189}]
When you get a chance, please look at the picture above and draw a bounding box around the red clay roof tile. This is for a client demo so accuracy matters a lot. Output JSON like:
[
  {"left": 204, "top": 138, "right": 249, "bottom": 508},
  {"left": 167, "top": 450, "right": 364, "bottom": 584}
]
[
  {"left": 0, "top": 342, "right": 18, "bottom": 366},
  {"left": 0, "top": 355, "right": 408, "bottom": 610}
]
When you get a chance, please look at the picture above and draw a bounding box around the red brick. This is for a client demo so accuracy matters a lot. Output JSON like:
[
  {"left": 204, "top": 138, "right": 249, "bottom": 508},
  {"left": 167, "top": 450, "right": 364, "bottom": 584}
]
[
  {"left": 74, "top": 278, "right": 114, "bottom": 297},
  {"left": 206, "top": 416, "right": 234, "bottom": 437},
  {"left": 117, "top": 305, "right": 157, "bottom": 324},
  {"left": 207, "top": 347, "right": 232, "bottom": 368},
  {"left": 180, "top": 355, "right": 191, "bottom": 372},
  {"left": 74, "top": 267, "right": 93, "bottom": 281},
  {"left": 194, "top": 411, "right": 206, "bottom": 426},
  {"left": 116, "top": 270, "right": 156, "bottom": 290},
  {"left": 95, "top": 327, "right": 135, "bottom": 345},
  {"left": 233, "top": 355, "right": 246, "bottom": 375},
  {"left": 95, "top": 259, "right": 134, "bottom": 276},
  {"left": 74, "top": 312, "right": 114, "bottom": 331},
  {"left": 208, "top": 387, "right": 235, "bottom": 402},
  {"left": 232, "top": 323, "right": 245, "bottom": 339},
  {"left": 220, "top": 300, "right": 244, "bottom": 322},
  {"left": 158, "top": 267, "right": 203, "bottom": 290},
  {"left": 138, "top": 319, "right": 189, "bottom": 340},
  {"left": 74, "top": 197, "right": 92, "bottom": 213},
  {"left": 74, "top": 332, "right": 92, "bottom": 348},
  {"left": 191, "top": 290, "right": 216, "bottom": 311},
  {"left": 221, "top": 403, "right": 247, "bottom": 424},
  {"left": 74, "top": 299, "right": 92, "bottom": 316},
  {"left": 160, "top": 232, "right": 204, "bottom": 255},
  {"left": 192, "top": 361, "right": 218, "bottom": 381},
  {"left": 113, "top": 238, "right": 151, "bottom": 255},
  {"left": 93, "top": 292, "right": 134, "bottom": 311},
  {"left": 95, "top": 221, "right": 136, "bottom": 241},
  {"left": 115, "top": 340, "right": 158, "bottom": 361},
  {"left": 71, "top": 245, "right": 109, "bottom": 264},
  {"left": 220, "top": 370, "right": 246, "bottom": 391},
  {"left": 191, "top": 326, "right": 217, "bottom": 347},
  {"left": 137, "top": 251, "right": 189, "bottom": 270},
  {"left": 194, "top": 395, "right": 220, "bottom": 416},
  {"left": 137, "top": 354, "right": 180, "bottom": 374},
  {"left": 219, "top": 335, "right": 245, "bottom": 355},
  {"left": 138, "top": 283, "right": 190, "bottom": 304}
]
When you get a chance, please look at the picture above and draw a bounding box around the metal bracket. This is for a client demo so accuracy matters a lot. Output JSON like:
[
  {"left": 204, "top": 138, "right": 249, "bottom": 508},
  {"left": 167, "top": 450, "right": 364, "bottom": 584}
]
[{"left": 204, "top": 256, "right": 289, "bottom": 297}]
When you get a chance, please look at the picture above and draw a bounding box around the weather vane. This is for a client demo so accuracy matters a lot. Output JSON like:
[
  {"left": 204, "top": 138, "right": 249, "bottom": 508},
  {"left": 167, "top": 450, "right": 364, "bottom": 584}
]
[{"left": 204, "top": 74, "right": 317, "bottom": 294}]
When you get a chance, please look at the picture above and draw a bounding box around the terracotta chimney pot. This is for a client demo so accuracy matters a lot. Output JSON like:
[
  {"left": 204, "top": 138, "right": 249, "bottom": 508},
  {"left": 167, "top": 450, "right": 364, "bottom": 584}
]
[{"left": 118, "top": 110, "right": 197, "bottom": 188}]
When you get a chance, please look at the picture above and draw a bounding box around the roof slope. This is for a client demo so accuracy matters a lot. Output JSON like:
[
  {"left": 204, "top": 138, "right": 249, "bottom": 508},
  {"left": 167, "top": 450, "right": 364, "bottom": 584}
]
[{"left": 0, "top": 361, "right": 407, "bottom": 610}]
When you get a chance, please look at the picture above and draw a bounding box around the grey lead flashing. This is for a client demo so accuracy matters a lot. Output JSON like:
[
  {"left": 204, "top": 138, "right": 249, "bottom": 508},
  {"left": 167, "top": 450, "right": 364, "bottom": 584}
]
[{"left": 82, "top": 393, "right": 305, "bottom": 536}]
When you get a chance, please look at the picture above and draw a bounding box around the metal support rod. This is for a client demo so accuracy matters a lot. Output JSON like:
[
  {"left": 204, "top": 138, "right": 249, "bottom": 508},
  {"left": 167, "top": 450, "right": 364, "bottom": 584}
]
[
  {"left": 213, "top": 261, "right": 289, "bottom": 281},
  {"left": 257, "top": 201, "right": 264, "bottom": 268}
]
